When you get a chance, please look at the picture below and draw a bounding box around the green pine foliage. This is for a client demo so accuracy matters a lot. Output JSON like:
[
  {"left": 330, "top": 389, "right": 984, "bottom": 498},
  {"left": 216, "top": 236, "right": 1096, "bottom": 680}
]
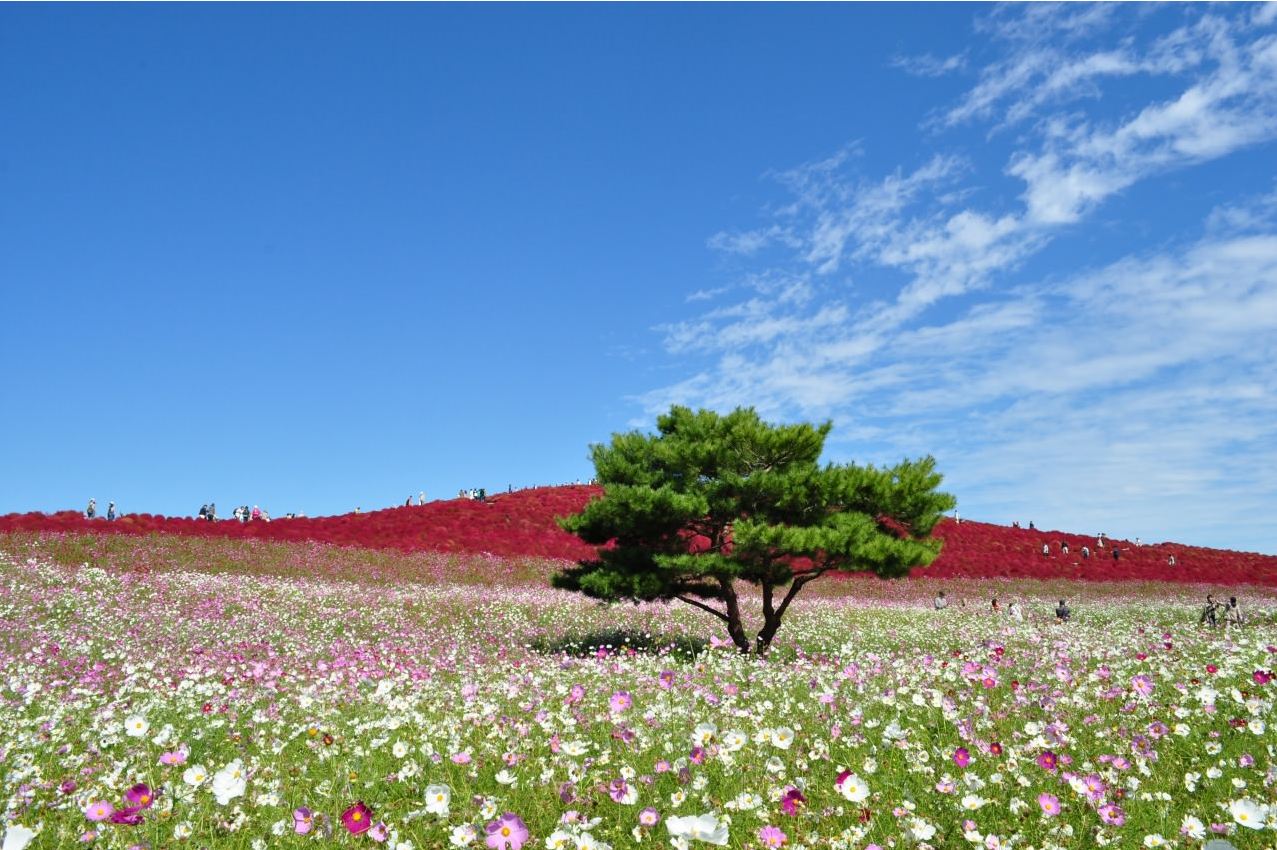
[{"left": 555, "top": 406, "right": 956, "bottom": 654}]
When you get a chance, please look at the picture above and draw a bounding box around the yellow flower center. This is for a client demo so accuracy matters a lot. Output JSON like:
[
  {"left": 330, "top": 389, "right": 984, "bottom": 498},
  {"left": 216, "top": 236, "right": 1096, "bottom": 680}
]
[
  {"left": 353, "top": 812, "right": 363, "bottom": 822},
  {"left": 502, "top": 827, "right": 511, "bottom": 837}
]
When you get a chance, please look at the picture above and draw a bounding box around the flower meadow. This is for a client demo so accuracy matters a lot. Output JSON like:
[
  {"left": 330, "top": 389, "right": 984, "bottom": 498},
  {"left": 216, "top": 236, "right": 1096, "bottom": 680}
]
[{"left": 2, "top": 536, "right": 1276, "bottom": 850}]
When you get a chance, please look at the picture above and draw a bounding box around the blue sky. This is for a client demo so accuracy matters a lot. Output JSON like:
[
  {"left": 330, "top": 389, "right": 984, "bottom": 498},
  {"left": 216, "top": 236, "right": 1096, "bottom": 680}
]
[{"left": 2, "top": 4, "right": 1275, "bottom": 553}]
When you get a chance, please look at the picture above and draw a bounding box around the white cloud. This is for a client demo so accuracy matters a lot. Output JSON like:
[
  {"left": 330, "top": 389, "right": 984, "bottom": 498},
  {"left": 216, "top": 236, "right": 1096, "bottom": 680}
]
[
  {"left": 891, "top": 51, "right": 968, "bottom": 78},
  {"left": 639, "top": 4, "right": 1277, "bottom": 551}
]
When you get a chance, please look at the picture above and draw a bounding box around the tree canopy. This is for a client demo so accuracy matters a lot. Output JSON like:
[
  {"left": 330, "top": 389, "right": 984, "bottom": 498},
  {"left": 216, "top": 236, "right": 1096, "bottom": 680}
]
[{"left": 554, "top": 406, "right": 956, "bottom": 654}]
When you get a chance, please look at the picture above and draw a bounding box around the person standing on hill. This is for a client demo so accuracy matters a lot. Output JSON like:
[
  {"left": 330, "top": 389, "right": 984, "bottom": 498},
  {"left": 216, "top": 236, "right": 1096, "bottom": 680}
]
[
  {"left": 1041, "top": 543, "right": 1050, "bottom": 556},
  {"left": 251, "top": 505, "right": 261, "bottom": 521},
  {"left": 418, "top": 491, "right": 426, "bottom": 506},
  {"left": 934, "top": 590, "right": 948, "bottom": 610},
  {"left": 1055, "top": 599, "right": 1071, "bottom": 622},
  {"left": 107, "top": 501, "right": 116, "bottom": 521},
  {"left": 1112, "top": 547, "right": 1121, "bottom": 561},
  {"left": 85, "top": 498, "right": 96, "bottom": 519},
  {"left": 1081, "top": 545, "right": 1091, "bottom": 559},
  {"left": 990, "top": 597, "right": 1000, "bottom": 614},
  {"left": 1061, "top": 541, "right": 1070, "bottom": 555},
  {"left": 1008, "top": 599, "right": 1024, "bottom": 622},
  {"left": 1168, "top": 554, "right": 1177, "bottom": 566}
]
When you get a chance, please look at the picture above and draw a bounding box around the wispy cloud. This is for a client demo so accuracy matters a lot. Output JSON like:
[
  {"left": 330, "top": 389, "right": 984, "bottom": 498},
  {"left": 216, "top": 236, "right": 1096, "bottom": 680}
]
[
  {"left": 891, "top": 51, "right": 968, "bottom": 78},
  {"left": 641, "top": 4, "right": 1277, "bottom": 551}
]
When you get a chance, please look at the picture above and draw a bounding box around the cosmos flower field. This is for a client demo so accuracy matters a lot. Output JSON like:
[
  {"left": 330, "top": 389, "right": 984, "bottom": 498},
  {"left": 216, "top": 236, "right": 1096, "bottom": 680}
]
[{"left": 1, "top": 533, "right": 1275, "bottom": 850}]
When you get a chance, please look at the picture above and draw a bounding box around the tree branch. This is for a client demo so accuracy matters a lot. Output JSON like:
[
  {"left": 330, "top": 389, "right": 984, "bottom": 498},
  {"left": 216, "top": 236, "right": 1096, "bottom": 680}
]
[
  {"left": 773, "top": 566, "right": 832, "bottom": 622},
  {"left": 674, "top": 594, "right": 729, "bottom": 623}
]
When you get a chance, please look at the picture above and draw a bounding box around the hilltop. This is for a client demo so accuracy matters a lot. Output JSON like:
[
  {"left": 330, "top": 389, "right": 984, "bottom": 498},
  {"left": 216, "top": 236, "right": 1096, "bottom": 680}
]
[{"left": 1, "top": 484, "right": 1274, "bottom": 585}]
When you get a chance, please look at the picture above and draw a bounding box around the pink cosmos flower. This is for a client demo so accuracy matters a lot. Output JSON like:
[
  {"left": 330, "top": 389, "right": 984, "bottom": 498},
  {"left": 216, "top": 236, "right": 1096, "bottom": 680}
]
[
  {"left": 953, "top": 747, "right": 971, "bottom": 768},
  {"left": 639, "top": 807, "right": 661, "bottom": 827},
  {"left": 609, "top": 691, "right": 632, "bottom": 713},
  {"left": 342, "top": 801, "right": 373, "bottom": 835},
  {"left": 658, "top": 670, "right": 675, "bottom": 689},
  {"left": 1037, "top": 793, "right": 1060, "bottom": 816},
  {"left": 451, "top": 752, "right": 472, "bottom": 765},
  {"left": 567, "top": 684, "right": 585, "bottom": 705},
  {"left": 1131, "top": 675, "right": 1154, "bottom": 697},
  {"left": 369, "top": 821, "right": 389, "bottom": 842},
  {"left": 1098, "top": 802, "right": 1126, "bottom": 826},
  {"left": 110, "top": 806, "right": 144, "bottom": 826},
  {"left": 294, "top": 807, "right": 314, "bottom": 835},
  {"left": 485, "top": 812, "right": 529, "bottom": 850},
  {"left": 159, "top": 750, "right": 187, "bottom": 766},
  {"left": 759, "top": 825, "right": 788, "bottom": 847},
  {"left": 84, "top": 801, "right": 114, "bottom": 822}
]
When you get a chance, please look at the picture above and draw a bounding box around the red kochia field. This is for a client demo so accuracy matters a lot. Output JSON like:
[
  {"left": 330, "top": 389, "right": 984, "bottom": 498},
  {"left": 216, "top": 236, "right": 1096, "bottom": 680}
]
[{"left": 1, "top": 484, "right": 1274, "bottom": 585}]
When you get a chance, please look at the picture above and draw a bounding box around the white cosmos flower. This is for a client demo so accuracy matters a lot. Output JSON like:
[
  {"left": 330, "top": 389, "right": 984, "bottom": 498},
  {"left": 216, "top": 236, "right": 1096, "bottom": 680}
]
[
  {"left": 961, "top": 794, "right": 987, "bottom": 810},
  {"left": 183, "top": 765, "right": 209, "bottom": 786},
  {"left": 692, "top": 723, "right": 717, "bottom": 746},
  {"left": 1179, "top": 815, "right": 1204, "bottom": 839},
  {"left": 771, "top": 727, "right": 795, "bottom": 750},
  {"left": 545, "top": 830, "right": 573, "bottom": 850},
  {"left": 1230, "top": 798, "right": 1268, "bottom": 829},
  {"left": 450, "top": 824, "right": 477, "bottom": 847},
  {"left": 1142, "top": 835, "right": 1167, "bottom": 848},
  {"left": 424, "top": 784, "right": 451, "bottom": 816},
  {"left": 836, "top": 773, "right": 870, "bottom": 803},
  {"left": 392, "top": 741, "right": 409, "bottom": 758},
  {"left": 124, "top": 715, "right": 149, "bottom": 738},
  {"left": 666, "top": 813, "right": 729, "bottom": 845},
  {"left": 211, "top": 759, "right": 247, "bottom": 805},
  {"left": 495, "top": 769, "right": 517, "bottom": 786},
  {"left": 562, "top": 740, "right": 590, "bottom": 757},
  {"left": 1, "top": 825, "right": 37, "bottom": 850},
  {"left": 909, "top": 817, "right": 937, "bottom": 841},
  {"left": 721, "top": 731, "right": 747, "bottom": 752}
]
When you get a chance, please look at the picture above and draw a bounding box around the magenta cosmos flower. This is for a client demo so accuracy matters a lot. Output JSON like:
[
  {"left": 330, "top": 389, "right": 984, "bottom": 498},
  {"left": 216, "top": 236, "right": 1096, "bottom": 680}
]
[
  {"left": 1037, "top": 750, "right": 1059, "bottom": 772},
  {"left": 759, "top": 825, "right": 788, "bottom": 847},
  {"left": 84, "top": 801, "right": 114, "bottom": 822},
  {"left": 953, "top": 747, "right": 971, "bottom": 768},
  {"left": 485, "top": 812, "right": 530, "bottom": 850},
  {"left": 342, "top": 801, "right": 373, "bottom": 835},
  {"left": 1038, "top": 793, "right": 1061, "bottom": 816},
  {"left": 780, "top": 787, "right": 806, "bottom": 815},
  {"left": 125, "top": 784, "right": 155, "bottom": 809}
]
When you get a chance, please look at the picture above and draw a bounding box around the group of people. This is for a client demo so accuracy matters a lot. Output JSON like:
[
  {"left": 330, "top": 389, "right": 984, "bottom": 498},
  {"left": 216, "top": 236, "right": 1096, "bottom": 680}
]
[
  {"left": 231, "top": 505, "right": 270, "bottom": 523},
  {"left": 84, "top": 499, "right": 118, "bottom": 521},
  {"left": 1199, "top": 594, "right": 1244, "bottom": 628},
  {"left": 933, "top": 591, "right": 1069, "bottom": 622},
  {"left": 458, "top": 488, "right": 487, "bottom": 501},
  {"left": 195, "top": 504, "right": 278, "bottom": 522}
]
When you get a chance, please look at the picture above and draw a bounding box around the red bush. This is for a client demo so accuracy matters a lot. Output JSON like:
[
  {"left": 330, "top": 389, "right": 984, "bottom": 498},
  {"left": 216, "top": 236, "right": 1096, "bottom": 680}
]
[{"left": 2, "top": 488, "right": 1273, "bottom": 585}]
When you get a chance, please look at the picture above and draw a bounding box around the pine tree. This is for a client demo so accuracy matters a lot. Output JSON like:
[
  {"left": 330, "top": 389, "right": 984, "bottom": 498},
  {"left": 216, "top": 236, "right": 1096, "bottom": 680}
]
[{"left": 554, "top": 406, "right": 955, "bottom": 654}]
